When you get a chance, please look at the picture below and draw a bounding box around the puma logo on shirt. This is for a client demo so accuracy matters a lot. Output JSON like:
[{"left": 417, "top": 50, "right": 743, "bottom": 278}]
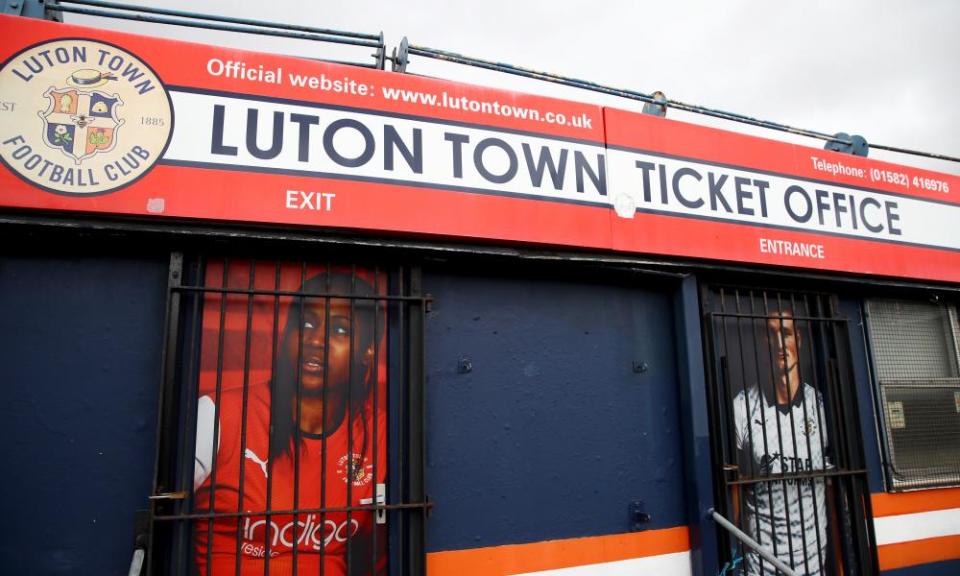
[{"left": 244, "top": 448, "right": 269, "bottom": 479}]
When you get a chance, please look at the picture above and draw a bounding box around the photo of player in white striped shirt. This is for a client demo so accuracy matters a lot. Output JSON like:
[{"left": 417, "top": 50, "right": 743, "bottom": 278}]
[{"left": 732, "top": 310, "right": 832, "bottom": 576}]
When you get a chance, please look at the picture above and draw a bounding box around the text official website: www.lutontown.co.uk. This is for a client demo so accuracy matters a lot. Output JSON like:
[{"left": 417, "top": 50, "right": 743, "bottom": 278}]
[{"left": 380, "top": 85, "right": 595, "bottom": 129}]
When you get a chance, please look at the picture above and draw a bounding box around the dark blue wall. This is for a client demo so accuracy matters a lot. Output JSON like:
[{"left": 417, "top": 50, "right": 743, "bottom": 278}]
[
  {"left": 423, "top": 269, "right": 686, "bottom": 551},
  {"left": 0, "top": 253, "right": 167, "bottom": 575}
]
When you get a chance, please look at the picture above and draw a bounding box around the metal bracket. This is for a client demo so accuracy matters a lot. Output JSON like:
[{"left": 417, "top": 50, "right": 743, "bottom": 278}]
[
  {"left": 2, "top": 0, "right": 22, "bottom": 15},
  {"left": 373, "top": 31, "right": 386, "bottom": 70},
  {"left": 1, "top": 0, "right": 63, "bottom": 20},
  {"left": 629, "top": 500, "right": 651, "bottom": 531},
  {"left": 375, "top": 482, "right": 386, "bottom": 524},
  {"left": 1, "top": 0, "right": 20, "bottom": 14},
  {"left": 360, "top": 483, "right": 388, "bottom": 524},
  {"left": 824, "top": 132, "right": 869, "bottom": 157},
  {"left": 0, "top": 0, "right": 37, "bottom": 18},
  {"left": 642, "top": 90, "right": 667, "bottom": 117},
  {"left": 391, "top": 37, "right": 410, "bottom": 73}
]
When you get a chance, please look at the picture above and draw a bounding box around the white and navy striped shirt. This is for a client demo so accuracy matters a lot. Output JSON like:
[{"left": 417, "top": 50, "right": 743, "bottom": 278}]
[{"left": 733, "top": 383, "right": 831, "bottom": 576}]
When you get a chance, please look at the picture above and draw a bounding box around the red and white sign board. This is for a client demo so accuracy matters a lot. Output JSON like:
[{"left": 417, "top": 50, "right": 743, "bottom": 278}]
[{"left": 1, "top": 16, "right": 957, "bottom": 282}]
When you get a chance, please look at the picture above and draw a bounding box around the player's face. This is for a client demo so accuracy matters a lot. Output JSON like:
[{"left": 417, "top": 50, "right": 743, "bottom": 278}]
[
  {"left": 287, "top": 297, "right": 357, "bottom": 396},
  {"left": 769, "top": 314, "right": 800, "bottom": 390}
]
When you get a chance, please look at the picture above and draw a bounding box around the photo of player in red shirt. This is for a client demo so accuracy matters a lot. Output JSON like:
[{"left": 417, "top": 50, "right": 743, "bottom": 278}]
[{"left": 193, "top": 266, "right": 387, "bottom": 575}]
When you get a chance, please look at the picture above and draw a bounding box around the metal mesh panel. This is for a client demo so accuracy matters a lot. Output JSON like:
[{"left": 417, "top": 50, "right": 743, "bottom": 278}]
[
  {"left": 868, "top": 300, "right": 960, "bottom": 380},
  {"left": 866, "top": 299, "right": 960, "bottom": 490}
]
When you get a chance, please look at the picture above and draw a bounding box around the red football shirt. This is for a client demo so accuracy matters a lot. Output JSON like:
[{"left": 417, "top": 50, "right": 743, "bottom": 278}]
[{"left": 194, "top": 383, "right": 387, "bottom": 575}]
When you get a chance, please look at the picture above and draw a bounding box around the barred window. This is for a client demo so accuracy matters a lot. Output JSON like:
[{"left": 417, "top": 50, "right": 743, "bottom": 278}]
[
  {"left": 865, "top": 298, "right": 960, "bottom": 490},
  {"left": 149, "top": 255, "right": 428, "bottom": 575}
]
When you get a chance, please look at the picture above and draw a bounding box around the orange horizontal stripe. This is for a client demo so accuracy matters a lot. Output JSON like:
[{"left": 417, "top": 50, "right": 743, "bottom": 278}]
[
  {"left": 427, "top": 526, "right": 690, "bottom": 576},
  {"left": 872, "top": 488, "right": 960, "bottom": 517},
  {"left": 877, "top": 534, "right": 960, "bottom": 571}
]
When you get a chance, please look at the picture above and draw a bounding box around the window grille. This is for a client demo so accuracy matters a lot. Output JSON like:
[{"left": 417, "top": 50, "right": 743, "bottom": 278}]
[
  {"left": 865, "top": 298, "right": 960, "bottom": 490},
  {"left": 149, "top": 255, "right": 427, "bottom": 575},
  {"left": 704, "top": 287, "right": 875, "bottom": 576}
]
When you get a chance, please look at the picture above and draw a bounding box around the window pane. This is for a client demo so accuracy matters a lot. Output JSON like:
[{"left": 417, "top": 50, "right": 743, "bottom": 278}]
[
  {"left": 867, "top": 298, "right": 960, "bottom": 489},
  {"left": 882, "top": 384, "right": 960, "bottom": 486}
]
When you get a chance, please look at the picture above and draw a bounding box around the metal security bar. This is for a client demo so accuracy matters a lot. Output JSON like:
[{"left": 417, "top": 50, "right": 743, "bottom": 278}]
[
  {"left": 711, "top": 509, "right": 800, "bottom": 576},
  {"left": 865, "top": 298, "right": 960, "bottom": 490},
  {"left": 148, "top": 254, "right": 428, "bottom": 576},
  {"left": 400, "top": 44, "right": 960, "bottom": 164},
  {"left": 703, "top": 287, "right": 876, "bottom": 576},
  {"left": 24, "top": 2, "right": 957, "bottom": 161},
  {"left": 47, "top": 0, "right": 387, "bottom": 69}
]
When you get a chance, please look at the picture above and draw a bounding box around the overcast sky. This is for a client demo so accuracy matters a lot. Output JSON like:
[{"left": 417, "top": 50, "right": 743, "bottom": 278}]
[{"left": 65, "top": 0, "right": 959, "bottom": 175}]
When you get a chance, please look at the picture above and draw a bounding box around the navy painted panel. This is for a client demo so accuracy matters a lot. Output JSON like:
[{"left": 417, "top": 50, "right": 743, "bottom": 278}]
[
  {"left": 674, "top": 276, "right": 718, "bottom": 575},
  {"left": 0, "top": 254, "right": 167, "bottom": 575},
  {"left": 882, "top": 559, "right": 960, "bottom": 576},
  {"left": 423, "top": 270, "right": 685, "bottom": 551},
  {"left": 839, "top": 298, "right": 885, "bottom": 492}
]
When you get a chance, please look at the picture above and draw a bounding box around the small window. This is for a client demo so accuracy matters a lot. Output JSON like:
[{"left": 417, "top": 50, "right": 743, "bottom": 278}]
[{"left": 866, "top": 298, "right": 960, "bottom": 490}]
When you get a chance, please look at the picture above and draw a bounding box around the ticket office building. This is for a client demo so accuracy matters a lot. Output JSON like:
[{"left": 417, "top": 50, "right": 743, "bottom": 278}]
[{"left": 2, "top": 212, "right": 959, "bottom": 576}]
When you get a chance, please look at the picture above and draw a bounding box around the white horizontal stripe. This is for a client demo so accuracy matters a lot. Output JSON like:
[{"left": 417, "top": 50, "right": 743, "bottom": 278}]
[
  {"left": 164, "top": 91, "right": 959, "bottom": 255},
  {"left": 165, "top": 90, "right": 608, "bottom": 204},
  {"left": 509, "top": 551, "right": 691, "bottom": 576},
  {"left": 873, "top": 507, "right": 960, "bottom": 546},
  {"left": 607, "top": 150, "right": 960, "bottom": 251}
]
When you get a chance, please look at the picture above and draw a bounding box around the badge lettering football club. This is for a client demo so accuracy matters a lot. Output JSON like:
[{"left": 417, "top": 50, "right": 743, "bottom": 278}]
[
  {"left": 337, "top": 452, "right": 373, "bottom": 487},
  {"left": 0, "top": 39, "right": 172, "bottom": 195}
]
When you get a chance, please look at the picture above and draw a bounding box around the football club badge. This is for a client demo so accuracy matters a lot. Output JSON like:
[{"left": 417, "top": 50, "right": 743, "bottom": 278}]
[
  {"left": 0, "top": 39, "right": 172, "bottom": 195},
  {"left": 41, "top": 80, "right": 122, "bottom": 163},
  {"left": 337, "top": 452, "right": 374, "bottom": 487}
]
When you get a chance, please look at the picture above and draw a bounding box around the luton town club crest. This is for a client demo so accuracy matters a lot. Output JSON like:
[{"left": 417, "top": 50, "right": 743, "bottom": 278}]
[
  {"left": 41, "top": 76, "right": 124, "bottom": 164},
  {"left": 0, "top": 39, "right": 172, "bottom": 195}
]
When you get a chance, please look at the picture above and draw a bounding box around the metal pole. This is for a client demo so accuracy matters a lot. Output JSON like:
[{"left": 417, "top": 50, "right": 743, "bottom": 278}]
[
  {"left": 710, "top": 509, "right": 803, "bottom": 576},
  {"left": 405, "top": 45, "right": 849, "bottom": 143},
  {"left": 405, "top": 45, "right": 960, "bottom": 165},
  {"left": 47, "top": 5, "right": 382, "bottom": 48},
  {"left": 57, "top": 0, "right": 381, "bottom": 40}
]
